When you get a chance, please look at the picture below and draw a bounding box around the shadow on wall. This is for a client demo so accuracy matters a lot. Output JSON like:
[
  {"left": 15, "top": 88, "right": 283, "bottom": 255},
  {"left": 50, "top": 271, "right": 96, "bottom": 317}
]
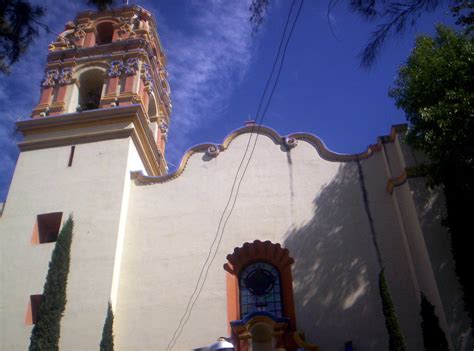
[
  {"left": 284, "top": 162, "right": 387, "bottom": 350},
  {"left": 410, "top": 179, "right": 473, "bottom": 350}
]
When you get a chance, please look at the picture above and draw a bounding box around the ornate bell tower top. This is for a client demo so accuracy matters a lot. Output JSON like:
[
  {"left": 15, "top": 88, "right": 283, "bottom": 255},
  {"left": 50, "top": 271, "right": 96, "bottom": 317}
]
[{"left": 26, "top": 5, "right": 171, "bottom": 174}]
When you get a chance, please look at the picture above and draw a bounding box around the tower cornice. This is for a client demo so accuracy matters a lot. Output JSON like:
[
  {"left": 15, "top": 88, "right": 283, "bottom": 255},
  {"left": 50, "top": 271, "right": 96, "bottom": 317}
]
[{"left": 17, "top": 104, "right": 166, "bottom": 176}]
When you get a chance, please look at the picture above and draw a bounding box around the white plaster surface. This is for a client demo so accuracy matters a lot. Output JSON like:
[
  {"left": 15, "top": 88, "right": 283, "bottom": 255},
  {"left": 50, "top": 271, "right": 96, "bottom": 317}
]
[
  {"left": 0, "top": 137, "right": 139, "bottom": 351},
  {"left": 115, "top": 135, "right": 390, "bottom": 350},
  {"left": 1, "top": 127, "right": 472, "bottom": 351}
]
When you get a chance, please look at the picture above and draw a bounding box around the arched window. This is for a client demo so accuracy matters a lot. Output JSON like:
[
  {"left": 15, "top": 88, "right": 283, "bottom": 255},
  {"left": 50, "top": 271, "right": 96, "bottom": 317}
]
[
  {"left": 224, "top": 241, "right": 319, "bottom": 351},
  {"left": 96, "top": 22, "right": 114, "bottom": 45},
  {"left": 224, "top": 240, "right": 296, "bottom": 326},
  {"left": 239, "top": 262, "right": 283, "bottom": 318},
  {"left": 78, "top": 69, "right": 105, "bottom": 111}
]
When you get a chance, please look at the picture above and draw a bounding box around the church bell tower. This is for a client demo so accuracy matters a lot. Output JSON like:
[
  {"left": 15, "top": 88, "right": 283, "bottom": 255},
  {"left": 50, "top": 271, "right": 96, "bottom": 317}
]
[
  {"left": 31, "top": 4, "right": 171, "bottom": 174},
  {"left": 0, "top": 5, "right": 171, "bottom": 350}
]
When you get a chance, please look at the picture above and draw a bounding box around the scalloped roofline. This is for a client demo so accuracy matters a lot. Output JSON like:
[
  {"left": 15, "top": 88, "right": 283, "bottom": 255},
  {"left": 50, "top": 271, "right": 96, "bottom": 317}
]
[{"left": 131, "top": 123, "right": 408, "bottom": 184}]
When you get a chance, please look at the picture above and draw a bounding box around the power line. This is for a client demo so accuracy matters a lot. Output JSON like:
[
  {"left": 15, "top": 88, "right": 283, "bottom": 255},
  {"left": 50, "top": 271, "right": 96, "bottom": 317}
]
[
  {"left": 165, "top": 1, "right": 304, "bottom": 349},
  {"left": 165, "top": 3, "right": 299, "bottom": 347},
  {"left": 183, "top": 0, "right": 306, "bottom": 336},
  {"left": 33, "top": 19, "right": 62, "bottom": 40},
  {"left": 253, "top": 1, "right": 298, "bottom": 121},
  {"left": 166, "top": 1, "right": 304, "bottom": 348},
  {"left": 33, "top": 19, "right": 76, "bottom": 48},
  {"left": 327, "top": 0, "right": 342, "bottom": 41}
]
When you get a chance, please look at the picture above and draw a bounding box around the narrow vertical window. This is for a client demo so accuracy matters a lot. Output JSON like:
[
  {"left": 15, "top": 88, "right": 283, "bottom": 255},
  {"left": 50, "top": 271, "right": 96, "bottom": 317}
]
[
  {"left": 68, "top": 145, "right": 75, "bottom": 167},
  {"left": 25, "top": 294, "right": 43, "bottom": 325}
]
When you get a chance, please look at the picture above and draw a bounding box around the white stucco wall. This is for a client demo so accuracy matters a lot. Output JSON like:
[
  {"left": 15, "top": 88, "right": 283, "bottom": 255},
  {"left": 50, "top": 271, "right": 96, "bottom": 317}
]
[
  {"left": 0, "top": 137, "right": 143, "bottom": 351},
  {"left": 115, "top": 134, "right": 392, "bottom": 350},
  {"left": 1, "top": 126, "right": 471, "bottom": 351}
]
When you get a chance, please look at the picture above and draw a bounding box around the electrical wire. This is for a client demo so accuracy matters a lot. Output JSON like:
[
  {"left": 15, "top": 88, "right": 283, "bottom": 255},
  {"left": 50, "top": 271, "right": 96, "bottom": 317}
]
[
  {"left": 166, "top": 1, "right": 304, "bottom": 348},
  {"left": 32, "top": 18, "right": 76, "bottom": 48},
  {"left": 165, "top": 1, "right": 304, "bottom": 349},
  {"left": 187, "top": 0, "right": 306, "bottom": 329},
  {"left": 327, "top": 0, "right": 342, "bottom": 41},
  {"left": 164, "top": 4, "right": 299, "bottom": 348}
]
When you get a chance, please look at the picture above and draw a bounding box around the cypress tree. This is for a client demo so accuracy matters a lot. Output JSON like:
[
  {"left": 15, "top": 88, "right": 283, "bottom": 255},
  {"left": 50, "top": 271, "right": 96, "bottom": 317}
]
[
  {"left": 420, "top": 293, "right": 450, "bottom": 351},
  {"left": 29, "top": 215, "right": 74, "bottom": 351},
  {"left": 379, "top": 269, "right": 407, "bottom": 351},
  {"left": 100, "top": 302, "right": 114, "bottom": 351}
]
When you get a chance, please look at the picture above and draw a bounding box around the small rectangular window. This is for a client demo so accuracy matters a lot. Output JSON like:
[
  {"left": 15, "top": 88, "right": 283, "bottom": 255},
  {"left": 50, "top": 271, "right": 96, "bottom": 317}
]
[
  {"left": 26, "top": 294, "right": 43, "bottom": 325},
  {"left": 32, "top": 212, "right": 63, "bottom": 244},
  {"left": 68, "top": 145, "right": 76, "bottom": 167}
]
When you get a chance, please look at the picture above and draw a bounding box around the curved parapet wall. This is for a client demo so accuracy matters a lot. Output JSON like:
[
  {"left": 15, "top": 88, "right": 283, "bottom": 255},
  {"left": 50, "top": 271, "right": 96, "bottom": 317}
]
[{"left": 131, "top": 123, "right": 408, "bottom": 184}]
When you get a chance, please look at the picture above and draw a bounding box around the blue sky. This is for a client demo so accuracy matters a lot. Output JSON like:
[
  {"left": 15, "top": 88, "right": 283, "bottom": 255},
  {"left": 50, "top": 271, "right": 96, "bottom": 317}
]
[{"left": 0, "top": 0, "right": 454, "bottom": 201}]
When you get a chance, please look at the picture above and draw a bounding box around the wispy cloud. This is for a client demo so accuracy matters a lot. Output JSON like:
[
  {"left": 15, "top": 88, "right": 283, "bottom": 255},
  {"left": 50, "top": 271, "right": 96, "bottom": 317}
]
[
  {"left": 0, "top": 1, "right": 255, "bottom": 199},
  {"left": 153, "top": 0, "right": 254, "bottom": 166},
  {"left": 0, "top": 2, "right": 85, "bottom": 201}
]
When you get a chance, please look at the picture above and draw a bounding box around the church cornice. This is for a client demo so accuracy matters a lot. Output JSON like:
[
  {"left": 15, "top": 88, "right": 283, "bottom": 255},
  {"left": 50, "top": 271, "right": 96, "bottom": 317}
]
[{"left": 131, "top": 123, "right": 408, "bottom": 185}]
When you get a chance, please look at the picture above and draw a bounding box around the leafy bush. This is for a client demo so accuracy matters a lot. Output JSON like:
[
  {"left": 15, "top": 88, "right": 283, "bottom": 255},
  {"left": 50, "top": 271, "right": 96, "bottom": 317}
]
[
  {"left": 379, "top": 270, "right": 407, "bottom": 351},
  {"left": 100, "top": 302, "right": 114, "bottom": 351},
  {"left": 390, "top": 25, "right": 474, "bottom": 326}
]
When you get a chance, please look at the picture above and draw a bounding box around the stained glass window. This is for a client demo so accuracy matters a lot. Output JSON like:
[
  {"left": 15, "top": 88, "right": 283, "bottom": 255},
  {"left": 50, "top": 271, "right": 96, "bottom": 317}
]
[{"left": 239, "top": 262, "right": 283, "bottom": 318}]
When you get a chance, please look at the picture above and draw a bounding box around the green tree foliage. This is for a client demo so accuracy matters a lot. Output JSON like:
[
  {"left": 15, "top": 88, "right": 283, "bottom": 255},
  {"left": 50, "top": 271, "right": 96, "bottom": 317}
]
[
  {"left": 349, "top": 1, "right": 472, "bottom": 66},
  {"left": 389, "top": 25, "right": 474, "bottom": 326},
  {"left": 420, "top": 293, "right": 449, "bottom": 351},
  {"left": 29, "top": 215, "right": 74, "bottom": 351},
  {"left": 0, "top": 0, "right": 44, "bottom": 73},
  {"left": 100, "top": 302, "right": 115, "bottom": 351},
  {"left": 350, "top": 0, "right": 446, "bottom": 67},
  {"left": 0, "top": 0, "right": 116, "bottom": 74},
  {"left": 379, "top": 270, "right": 408, "bottom": 351},
  {"left": 451, "top": 0, "right": 474, "bottom": 34}
]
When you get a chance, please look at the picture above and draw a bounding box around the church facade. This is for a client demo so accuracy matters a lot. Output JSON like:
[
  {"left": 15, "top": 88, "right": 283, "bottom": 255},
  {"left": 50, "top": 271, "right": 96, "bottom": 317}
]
[{"left": 0, "top": 5, "right": 472, "bottom": 351}]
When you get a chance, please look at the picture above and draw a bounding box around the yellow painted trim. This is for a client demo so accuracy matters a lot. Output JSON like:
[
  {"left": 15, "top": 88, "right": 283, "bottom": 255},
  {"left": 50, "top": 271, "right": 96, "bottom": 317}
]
[
  {"left": 386, "top": 166, "right": 422, "bottom": 194},
  {"left": 386, "top": 171, "right": 408, "bottom": 194}
]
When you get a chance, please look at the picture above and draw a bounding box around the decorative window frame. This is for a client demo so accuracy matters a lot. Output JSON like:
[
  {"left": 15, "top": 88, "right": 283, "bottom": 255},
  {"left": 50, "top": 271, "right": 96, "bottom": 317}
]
[
  {"left": 223, "top": 240, "right": 296, "bottom": 330},
  {"left": 224, "top": 240, "right": 319, "bottom": 351}
]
